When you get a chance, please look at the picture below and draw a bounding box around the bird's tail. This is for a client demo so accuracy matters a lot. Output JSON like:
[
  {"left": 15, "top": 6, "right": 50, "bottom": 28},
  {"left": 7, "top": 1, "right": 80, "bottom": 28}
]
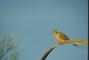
[{"left": 73, "top": 44, "right": 80, "bottom": 48}]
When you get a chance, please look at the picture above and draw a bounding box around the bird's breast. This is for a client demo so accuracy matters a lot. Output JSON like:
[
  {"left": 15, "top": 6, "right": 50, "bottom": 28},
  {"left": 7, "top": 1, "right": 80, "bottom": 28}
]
[
  {"left": 54, "top": 33, "right": 65, "bottom": 43},
  {"left": 54, "top": 33, "right": 60, "bottom": 40}
]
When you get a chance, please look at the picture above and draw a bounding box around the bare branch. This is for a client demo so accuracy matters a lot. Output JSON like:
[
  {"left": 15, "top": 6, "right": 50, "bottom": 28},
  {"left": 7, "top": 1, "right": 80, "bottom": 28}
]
[
  {"left": 63, "top": 39, "right": 88, "bottom": 46},
  {"left": 40, "top": 40, "right": 88, "bottom": 60},
  {"left": 40, "top": 43, "right": 61, "bottom": 60}
]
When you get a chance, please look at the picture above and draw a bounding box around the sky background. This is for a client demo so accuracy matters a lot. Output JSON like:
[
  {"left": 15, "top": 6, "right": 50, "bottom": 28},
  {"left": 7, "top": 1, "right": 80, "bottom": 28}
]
[{"left": 0, "top": 0, "right": 88, "bottom": 60}]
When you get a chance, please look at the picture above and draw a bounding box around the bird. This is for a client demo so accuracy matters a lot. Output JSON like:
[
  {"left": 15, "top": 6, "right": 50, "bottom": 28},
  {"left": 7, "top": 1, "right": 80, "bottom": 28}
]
[{"left": 52, "top": 29, "right": 80, "bottom": 48}]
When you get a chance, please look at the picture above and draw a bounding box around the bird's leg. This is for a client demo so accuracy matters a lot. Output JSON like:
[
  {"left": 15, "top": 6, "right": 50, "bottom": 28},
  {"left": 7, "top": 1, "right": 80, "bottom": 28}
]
[
  {"left": 58, "top": 40, "right": 65, "bottom": 45},
  {"left": 60, "top": 40, "right": 65, "bottom": 43}
]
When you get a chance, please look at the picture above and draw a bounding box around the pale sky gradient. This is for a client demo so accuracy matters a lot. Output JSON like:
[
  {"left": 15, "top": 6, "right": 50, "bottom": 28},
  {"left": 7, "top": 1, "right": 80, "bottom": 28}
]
[{"left": 0, "top": 0, "right": 88, "bottom": 60}]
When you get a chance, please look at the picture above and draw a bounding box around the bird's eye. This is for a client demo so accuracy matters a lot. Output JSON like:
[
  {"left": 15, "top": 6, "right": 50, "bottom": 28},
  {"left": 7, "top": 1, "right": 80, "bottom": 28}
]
[
  {"left": 56, "top": 32, "right": 58, "bottom": 33},
  {"left": 55, "top": 31, "right": 57, "bottom": 33}
]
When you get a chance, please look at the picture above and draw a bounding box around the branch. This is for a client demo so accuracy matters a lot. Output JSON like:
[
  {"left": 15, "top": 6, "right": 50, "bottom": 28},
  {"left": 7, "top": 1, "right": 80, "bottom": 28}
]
[
  {"left": 40, "top": 43, "right": 61, "bottom": 60},
  {"left": 40, "top": 40, "right": 88, "bottom": 60},
  {"left": 0, "top": 47, "right": 11, "bottom": 59},
  {"left": 64, "top": 39, "right": 88, "bottom": 46}
]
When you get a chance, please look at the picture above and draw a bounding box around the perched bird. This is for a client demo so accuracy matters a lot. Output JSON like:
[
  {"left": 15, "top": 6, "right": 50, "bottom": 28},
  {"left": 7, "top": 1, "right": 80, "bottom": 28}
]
[{"left": 52, "top": 29, "right": 80, "bottom": 48}]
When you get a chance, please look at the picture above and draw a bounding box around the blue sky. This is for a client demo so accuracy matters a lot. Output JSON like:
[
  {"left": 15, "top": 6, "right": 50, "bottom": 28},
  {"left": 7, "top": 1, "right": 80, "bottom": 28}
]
[{"left": 0, "top": 0, "right": 88, "bottom": 60}]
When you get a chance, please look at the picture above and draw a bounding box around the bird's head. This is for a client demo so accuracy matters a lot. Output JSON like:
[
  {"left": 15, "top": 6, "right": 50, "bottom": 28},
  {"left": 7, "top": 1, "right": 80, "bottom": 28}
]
[{"left": 52, "top": 29, "right": 58, "bottom": 34}]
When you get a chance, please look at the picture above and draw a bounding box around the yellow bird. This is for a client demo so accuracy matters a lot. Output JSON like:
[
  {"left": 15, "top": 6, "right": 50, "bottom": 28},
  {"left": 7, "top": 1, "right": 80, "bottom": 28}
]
[{"left": 52, "top": 29, "right": 80, "bottom": 48}]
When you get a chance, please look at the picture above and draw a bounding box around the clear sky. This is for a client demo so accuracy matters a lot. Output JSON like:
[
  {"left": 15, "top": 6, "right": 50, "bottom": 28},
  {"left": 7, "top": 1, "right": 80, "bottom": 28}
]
[{"left": 0, "top": 0, "right": 88, "bottom": 60}]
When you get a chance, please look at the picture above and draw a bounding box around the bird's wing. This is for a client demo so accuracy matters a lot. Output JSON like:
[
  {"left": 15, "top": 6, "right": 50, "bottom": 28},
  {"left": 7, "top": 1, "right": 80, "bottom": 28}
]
[{"left": 59, "top": 32, "right": 69, "bottom": 40}]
